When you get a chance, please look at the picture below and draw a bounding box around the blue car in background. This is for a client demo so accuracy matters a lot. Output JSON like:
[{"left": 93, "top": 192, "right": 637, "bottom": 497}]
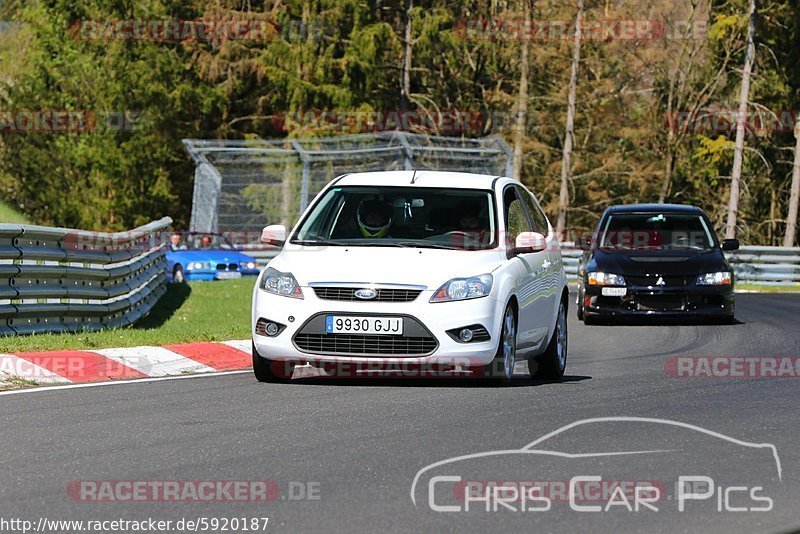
[{"left": 166, "top": 232, "right": 260, "bottom": 283}]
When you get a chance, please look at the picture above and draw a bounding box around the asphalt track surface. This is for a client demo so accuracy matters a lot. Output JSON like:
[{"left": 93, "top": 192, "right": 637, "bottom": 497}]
[{"left": 1, "top": 293, "right": 800, "bottom": 533}]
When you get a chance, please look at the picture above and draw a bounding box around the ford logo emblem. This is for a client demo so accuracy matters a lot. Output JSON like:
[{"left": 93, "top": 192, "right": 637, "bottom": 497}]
[{"left": 354, "top": 288, "right": 378, "bottom": 300}]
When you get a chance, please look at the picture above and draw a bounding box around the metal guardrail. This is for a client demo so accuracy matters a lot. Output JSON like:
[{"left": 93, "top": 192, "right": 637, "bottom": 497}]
[
  {"left": 0, "top": 218, "right": 172, "bottom": 335},
  {"left": 726, "top": 246, "right": 800, "bottom": 285},
  {"left": 560, "top": 244, "right": 800, "bottom": 285}
]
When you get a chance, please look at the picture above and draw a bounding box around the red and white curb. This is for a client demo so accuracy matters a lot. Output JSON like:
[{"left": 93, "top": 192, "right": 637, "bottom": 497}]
[{"left": 0, "top": 340, "right": 252, "bottom": 388}]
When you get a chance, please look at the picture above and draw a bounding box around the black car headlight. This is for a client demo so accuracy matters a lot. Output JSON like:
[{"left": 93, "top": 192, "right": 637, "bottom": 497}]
[
  {"left": 696, "top": 272, "right": 732, "bottom": 286},
  {"left": 587, "top": 272, "right": 626, "bottom": 286}
]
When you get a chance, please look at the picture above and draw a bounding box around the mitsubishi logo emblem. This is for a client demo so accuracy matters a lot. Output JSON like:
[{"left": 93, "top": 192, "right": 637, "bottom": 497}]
[{"left": 656, "top": 276, "right": 666, "bottom": 286}]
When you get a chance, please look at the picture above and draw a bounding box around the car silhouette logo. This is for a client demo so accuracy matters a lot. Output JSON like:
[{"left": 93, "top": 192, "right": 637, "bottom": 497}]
[
  {"left": 354, "top": 288, "right": 378, "bottom": 300},
  {"left": 656, "top": 276, "right": 665, "bottom": 286}
]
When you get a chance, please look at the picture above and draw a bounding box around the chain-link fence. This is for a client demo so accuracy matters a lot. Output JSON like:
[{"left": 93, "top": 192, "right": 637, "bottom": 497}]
[{"left": 183, "top": 132, "right": 513, "bottom": 238}]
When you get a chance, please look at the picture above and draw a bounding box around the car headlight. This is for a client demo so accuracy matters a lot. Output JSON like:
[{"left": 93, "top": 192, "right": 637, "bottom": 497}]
[
  {"left": 587, "top": 272, "right": 626, "bottom": 286},
  {"left": 260, "top": 267, "right": 303, "bottom": 298},
  {"left": 241, "top": 261, "right": 257, "bottom": 270},
  {"left": 186, "top": 262, "right": 211, "bottom": 270},
  {"left": 696, "top": 272, "right": 732, "bottom": 286},
  {"left": 430, "top": 274, "right": 493, "bottom": 303}
]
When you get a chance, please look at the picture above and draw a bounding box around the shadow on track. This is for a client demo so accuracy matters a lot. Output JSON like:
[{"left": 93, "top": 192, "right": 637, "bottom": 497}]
[
  {"left": 584, "top": 316, "right": 743, "bottom": 327},
  {"left": 276, "top": 373, "right": 592, "bottom": 389}
]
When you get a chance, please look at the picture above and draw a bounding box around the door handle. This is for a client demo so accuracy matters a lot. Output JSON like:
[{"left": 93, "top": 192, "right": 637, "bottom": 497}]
[{"left": 543, "top": 260, "right": 552, "bottom": 268}]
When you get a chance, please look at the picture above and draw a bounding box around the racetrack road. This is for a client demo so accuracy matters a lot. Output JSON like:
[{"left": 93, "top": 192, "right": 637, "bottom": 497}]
[{"left": 1, "top": 293, "right": 800, "bottom": 533}]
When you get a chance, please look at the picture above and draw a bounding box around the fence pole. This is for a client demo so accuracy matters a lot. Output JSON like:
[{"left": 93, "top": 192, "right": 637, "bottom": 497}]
[{"left": 291, "top": 140, "right": 311, "bottom": 213}]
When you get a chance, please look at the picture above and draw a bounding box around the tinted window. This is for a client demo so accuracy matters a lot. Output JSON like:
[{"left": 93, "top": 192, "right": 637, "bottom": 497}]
[
  {"left": 516, "top": 186, "right": 549, "bottom": 235},
  {"left": 291, "top": 186, "right": 497, "bottom": 250},
  {"left": 599, "top": 213, "right": 715, "bottom": 251},
  {"left": 504, "top": 187, "right": 532, "bottom": 248}
]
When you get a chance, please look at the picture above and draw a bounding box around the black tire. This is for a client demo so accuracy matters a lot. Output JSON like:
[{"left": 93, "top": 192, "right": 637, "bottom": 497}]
[
  {"left": 529, "top": 298, "right": 567, "bottom": 380},
  {"left": 576, "top": 286, "right": 585, "bottom": 320},
  {"left": 252, "top": 342, "right": 294, "bottom": 383},
  {"left": 173, "top": 265, "right": 186, "bottom": 284},
  {"left": 470, "top": 304, "right": 517, "bottom": 385}
]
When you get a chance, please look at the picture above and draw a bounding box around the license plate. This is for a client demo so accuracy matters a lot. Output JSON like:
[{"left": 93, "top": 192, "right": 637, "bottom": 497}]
[
  {"left": 215, "top": 271, "right": 242, "bottom": 280},
  {"left": 325, "top": 316, "right": 403, "bottom": 335},
  {"left": 602, "top": 287, "right": 627, "bottom": 297}
]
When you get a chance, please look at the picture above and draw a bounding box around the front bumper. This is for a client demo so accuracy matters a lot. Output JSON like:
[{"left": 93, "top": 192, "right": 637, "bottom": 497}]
[
  {"left": 252, "top": 287, "right": 503, "bottom": 367},
  {"left": 583, "top": 284, "right": 734, "bottom": 318},
  {"left": 185, "top": 269, "right": 258, "bottom": 281}
]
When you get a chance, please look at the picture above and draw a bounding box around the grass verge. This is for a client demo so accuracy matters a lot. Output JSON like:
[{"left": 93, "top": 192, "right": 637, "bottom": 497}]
[
  {"left": 735, "top": 283, "right": 800, "bottom": 293},
  {"left": 0, "top": 279, "right": 253, "bottom": 353},
  {"left": 0, "top": 201, "right": 29, "bottom": 224}
]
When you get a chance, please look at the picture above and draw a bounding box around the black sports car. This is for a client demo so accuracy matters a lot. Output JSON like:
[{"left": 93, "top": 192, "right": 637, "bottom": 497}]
[{"left": 576, "top": 204, "right": 739, "bottom": 323}]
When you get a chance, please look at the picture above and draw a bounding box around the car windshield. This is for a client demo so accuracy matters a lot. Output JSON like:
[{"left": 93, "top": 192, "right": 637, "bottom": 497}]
[
  {"left": 177, "top": 233, "right": 235, "bottom": 250},
  {"left": 291, "top": 186, "right": 496, "bottom": 250},
  {"left": 598, "top": 213, "right": 716, "bottom": 251}
]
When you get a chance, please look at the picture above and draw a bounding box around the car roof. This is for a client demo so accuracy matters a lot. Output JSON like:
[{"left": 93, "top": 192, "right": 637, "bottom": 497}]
[
  {"left": 334, "top": 170, "right": 505, "bottom": 190},
  {"left": 604, "top": 203, "right": 703, "bottom": 215}
]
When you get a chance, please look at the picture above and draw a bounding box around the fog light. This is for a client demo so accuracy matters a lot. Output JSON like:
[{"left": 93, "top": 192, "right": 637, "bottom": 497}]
[
  {"left": 459, "top": 328, "right": 474, "bottom": 343},
  {"left": 266, "top": 322, "right": 279, "bottom": 336}
]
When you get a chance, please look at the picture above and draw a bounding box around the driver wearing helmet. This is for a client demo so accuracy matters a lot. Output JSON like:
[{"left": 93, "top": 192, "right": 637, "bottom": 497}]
[{"left": 357, "top": 198, "right": 394, "bottom": 238}]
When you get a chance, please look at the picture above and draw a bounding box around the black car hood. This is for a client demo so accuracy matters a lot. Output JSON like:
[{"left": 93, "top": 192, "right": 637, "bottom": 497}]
[{"left": 588, "top": 249, "right": 728, "bottom": 276}]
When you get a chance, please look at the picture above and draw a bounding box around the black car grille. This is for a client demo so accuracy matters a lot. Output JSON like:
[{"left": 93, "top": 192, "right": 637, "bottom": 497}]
[
  {"left": 637, "top": 295, "right": 685, "bottom": 311},
  {"left": 294, "top": 334, "right": 437, "bottom": 355},
  {"left": 313, "top": 287, "right": 421, "bottom": 302},
  {"left": 216, "top": 263, "right": 239, "bottom": 271}
]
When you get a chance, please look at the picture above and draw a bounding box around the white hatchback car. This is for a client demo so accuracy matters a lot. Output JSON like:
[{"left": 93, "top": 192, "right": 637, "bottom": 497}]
[{"left": 251, "top": 170, "right": 568, "bottom": 384}]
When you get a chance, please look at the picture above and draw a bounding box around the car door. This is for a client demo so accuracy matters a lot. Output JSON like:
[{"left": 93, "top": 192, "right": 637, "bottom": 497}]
[
  {"left": 502, "top": 185, "right": 550, "bottom": 354},
  {"left": 516, "top": 185, "right": 560, "bottom": 327}
]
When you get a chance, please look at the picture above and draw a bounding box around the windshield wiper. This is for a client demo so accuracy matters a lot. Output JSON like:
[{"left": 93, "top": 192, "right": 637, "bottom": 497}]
[
  {"left": 389, "top": 241, "right": 459, "bottom": 250},
  {"left": 292, "top": 239, "right": 351, "bottom": 246}
]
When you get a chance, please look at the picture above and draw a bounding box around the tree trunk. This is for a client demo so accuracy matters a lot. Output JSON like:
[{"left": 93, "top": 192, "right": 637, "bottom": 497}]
[
  {"left": 556, "top": 0, "right": 583, "bottom": 238},
  {"left": 512, "top": 0, "right": 531, "bottom": 182},
  {"left": 400, "top": 0, "right": 413, "bottom": 112},
  {"left": 725, "top": 0, "right": 757, "bottom": 239},
  {"left": 784, "top": 116, "right": 800, "bottom": 247},
  {"left": 659, "top": 132, "right": 674, "bottom": 203},
  {"left": 659, "top": 87, "right": 676, "bottom": 203}
]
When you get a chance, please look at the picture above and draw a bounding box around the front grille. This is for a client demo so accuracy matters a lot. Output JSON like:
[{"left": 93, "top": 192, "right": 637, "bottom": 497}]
[
  {"left": 637, "top": 295, "right": 685, "bottom": 311},
  {"left": 216, "top": 263, "right": 239, "bottom": 271},
  {"left": 626, "top": 275, "right": 687, "bottom": 287},
  {"left": 313, "top": 287, "right": 421, "bottom": 302},
  {"left": 294, "top": 334, "right": 437, "bottom": 355}
]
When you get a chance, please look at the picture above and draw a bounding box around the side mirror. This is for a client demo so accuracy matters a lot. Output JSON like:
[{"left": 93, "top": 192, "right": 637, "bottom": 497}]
[
  {"left": 261, "top": 225, "right": 286, "bottom": 247},
  {"left": 513, "top": 231, "right": 547, "bottom": 254},
  {"left": 721, "top": 238, "right": 739, "bottom": 251}
]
